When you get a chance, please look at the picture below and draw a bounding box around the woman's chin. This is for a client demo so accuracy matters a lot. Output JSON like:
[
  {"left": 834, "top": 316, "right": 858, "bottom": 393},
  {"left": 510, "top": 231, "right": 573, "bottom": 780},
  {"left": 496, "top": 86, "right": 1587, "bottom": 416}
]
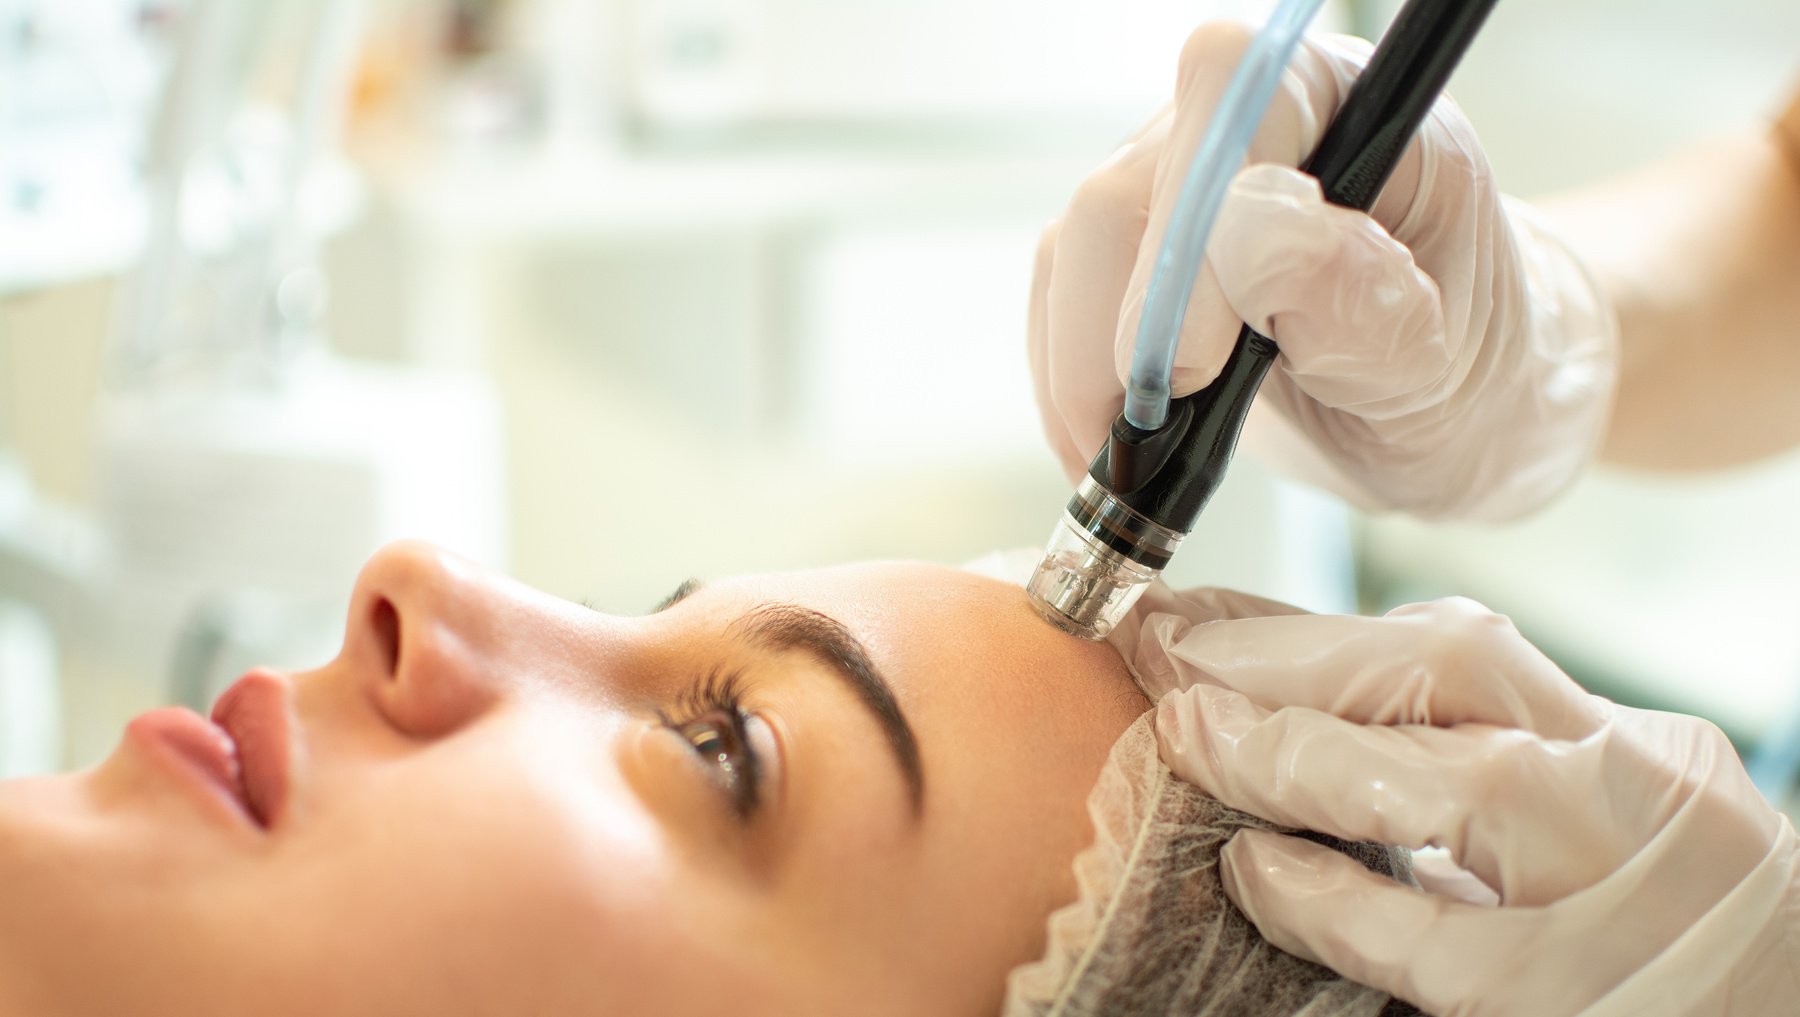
[
  {"left": 2, "top": 735, "right": 251, "bottom": 863},
  {"left": 0, "top": 769, "right": 94, "bottom": 840}
]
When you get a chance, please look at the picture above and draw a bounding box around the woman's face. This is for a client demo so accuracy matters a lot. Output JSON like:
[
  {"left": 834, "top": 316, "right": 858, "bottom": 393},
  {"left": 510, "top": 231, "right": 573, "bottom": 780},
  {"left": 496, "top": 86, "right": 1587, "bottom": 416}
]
[{"left": 0, "top": 542, "right": 1145, "bottom": 1017}]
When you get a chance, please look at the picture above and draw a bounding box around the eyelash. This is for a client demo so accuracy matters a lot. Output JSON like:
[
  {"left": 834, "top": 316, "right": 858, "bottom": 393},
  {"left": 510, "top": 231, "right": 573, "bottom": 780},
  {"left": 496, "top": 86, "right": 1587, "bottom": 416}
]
[{"left": 656, "top": 667, "right": 763, "bottom": 820}]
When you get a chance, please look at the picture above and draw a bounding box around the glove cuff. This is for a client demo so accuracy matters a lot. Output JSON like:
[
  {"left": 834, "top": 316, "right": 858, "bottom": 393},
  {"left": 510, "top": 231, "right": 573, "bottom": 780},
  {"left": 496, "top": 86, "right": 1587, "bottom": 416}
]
[{"left": 1461, "top": 195, "right": 1620, "bottom": 521}]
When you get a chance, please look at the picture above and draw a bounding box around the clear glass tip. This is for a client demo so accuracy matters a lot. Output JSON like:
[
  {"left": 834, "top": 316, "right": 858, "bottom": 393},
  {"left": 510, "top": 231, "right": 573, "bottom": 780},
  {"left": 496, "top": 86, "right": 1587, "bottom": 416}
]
[{"left": 1026, "top": 512, "right": 1163, "bottom": 641}]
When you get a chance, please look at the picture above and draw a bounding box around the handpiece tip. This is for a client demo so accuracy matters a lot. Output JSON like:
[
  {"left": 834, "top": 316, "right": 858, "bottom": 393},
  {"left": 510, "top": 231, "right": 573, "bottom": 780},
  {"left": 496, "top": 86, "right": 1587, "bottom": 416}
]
[
  {"left": 1024, "top": 495, "right": 1169, "bottom": 640},
  {"left": 1027, "top": 563, "right": 1121, "bottom": 640}
]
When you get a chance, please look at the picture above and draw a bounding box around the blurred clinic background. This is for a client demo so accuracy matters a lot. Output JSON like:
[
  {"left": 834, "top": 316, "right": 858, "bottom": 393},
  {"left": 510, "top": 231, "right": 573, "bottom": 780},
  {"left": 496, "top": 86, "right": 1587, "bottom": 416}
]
[{"left": 3, "top": 0, "right": 1800, "bottom": 805}]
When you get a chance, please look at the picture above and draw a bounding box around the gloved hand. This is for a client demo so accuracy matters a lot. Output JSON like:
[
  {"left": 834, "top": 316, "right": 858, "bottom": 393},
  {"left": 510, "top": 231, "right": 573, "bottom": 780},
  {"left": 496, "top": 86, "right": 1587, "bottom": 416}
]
[
  {"left": 1028, "top": 23, "right": 1618, "bottom": 521},
  {"left": 1123, "top": 591, "right": 1800, "bottom": 1016}
]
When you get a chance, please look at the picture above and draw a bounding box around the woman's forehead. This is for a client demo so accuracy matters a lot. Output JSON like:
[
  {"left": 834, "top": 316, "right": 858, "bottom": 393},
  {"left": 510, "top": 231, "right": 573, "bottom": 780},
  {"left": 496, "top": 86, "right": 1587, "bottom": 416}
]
[
  {"left": 679, "top": 563, "right": 1012, "bottom": 646},
  {"left": 669, "top": 561, "right": 1135, "bottom": 745}
]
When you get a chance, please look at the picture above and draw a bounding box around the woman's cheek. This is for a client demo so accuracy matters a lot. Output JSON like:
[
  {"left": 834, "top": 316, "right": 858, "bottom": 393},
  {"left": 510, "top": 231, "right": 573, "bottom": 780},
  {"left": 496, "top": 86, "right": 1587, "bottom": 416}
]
[{"left": 619, "top": 722, "right": 745, "bottom": 857}]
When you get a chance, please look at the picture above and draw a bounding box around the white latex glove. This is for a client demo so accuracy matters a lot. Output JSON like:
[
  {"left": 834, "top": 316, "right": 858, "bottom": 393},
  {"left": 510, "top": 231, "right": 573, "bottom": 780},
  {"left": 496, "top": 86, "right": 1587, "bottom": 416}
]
[
  {"left": 1028, "top": 24, "right": 1618, "bottom": 521},
  {"left": 1124, "top": 592, "right": 1800, "bottom": 1017}
]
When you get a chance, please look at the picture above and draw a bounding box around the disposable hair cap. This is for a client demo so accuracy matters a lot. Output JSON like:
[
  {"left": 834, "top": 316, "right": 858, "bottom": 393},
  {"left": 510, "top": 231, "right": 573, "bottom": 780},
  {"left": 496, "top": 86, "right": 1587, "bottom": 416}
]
[{"left": 1001, "top": 712, "right": 1422, "bottom": 1017}]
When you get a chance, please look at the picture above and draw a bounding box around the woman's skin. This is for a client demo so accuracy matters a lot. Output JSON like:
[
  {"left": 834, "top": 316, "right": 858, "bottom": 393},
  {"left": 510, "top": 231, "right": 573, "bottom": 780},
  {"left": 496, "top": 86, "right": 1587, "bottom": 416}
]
[{"left": 0, "top": 542, "right": 1146, "bottom": 1017}]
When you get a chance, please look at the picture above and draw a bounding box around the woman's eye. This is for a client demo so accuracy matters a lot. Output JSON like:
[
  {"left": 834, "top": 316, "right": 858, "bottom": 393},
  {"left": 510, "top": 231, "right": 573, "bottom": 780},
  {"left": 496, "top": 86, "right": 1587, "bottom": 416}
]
[
  {"left": 659, "top": 669, "right": 766, "bottom": 819},
  {"left": 680, "top": 714, "right": 746, "bottom": 779}
]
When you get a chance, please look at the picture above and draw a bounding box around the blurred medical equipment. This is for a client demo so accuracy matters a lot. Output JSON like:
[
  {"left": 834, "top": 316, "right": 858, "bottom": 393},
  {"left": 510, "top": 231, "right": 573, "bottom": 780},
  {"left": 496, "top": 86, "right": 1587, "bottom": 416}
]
[
  {"left": 0, "top": 0, "right": 160, "bottom": 777},
  {"left": 0, "top": 1, "right": 165, "bottom": 293},
  {"left": 1, "top": 0, "right": 506, "bottom": 768},
  {"left": 0, "top": 450, "right": 94, "bottom": 777},
  {"left": 1003, "top": 712, "right": 1416, "bottom": 1017},
  {"left": 92, "top": 0, "right": 504, "bottom": 760},
  {"left": 1027, "top": 0, "right": 1499, "bottom": 640},
  {"left": 1139, "top": 591, "right": 1800, "bottom": 1017}
]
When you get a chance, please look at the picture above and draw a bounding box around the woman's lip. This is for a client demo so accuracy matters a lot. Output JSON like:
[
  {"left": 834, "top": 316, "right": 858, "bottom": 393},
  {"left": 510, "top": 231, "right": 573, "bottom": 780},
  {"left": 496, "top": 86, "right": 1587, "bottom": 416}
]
[
  {"left": 124, "top": 707, "right": 259, "bottom": 830},
  {"left": 211, "top": 669, "right": 295, "bottom": 831}
]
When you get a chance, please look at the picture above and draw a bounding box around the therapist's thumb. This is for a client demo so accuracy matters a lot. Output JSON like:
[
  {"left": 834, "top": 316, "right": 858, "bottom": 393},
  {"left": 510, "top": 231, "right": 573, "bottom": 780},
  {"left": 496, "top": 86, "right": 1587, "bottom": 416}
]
[
  {"left": 1220, "top": 828, "right": 1524, "bottom": 1017},
  {"left": 1203, "top": 163, "right": 1458, "bottom": 419}
]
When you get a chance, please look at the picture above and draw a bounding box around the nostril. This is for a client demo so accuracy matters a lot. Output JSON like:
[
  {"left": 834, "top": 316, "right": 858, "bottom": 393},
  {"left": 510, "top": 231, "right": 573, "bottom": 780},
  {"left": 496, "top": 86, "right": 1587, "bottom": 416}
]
[{"left": 370, "top": 597, "right": 401, "bottom": 676}]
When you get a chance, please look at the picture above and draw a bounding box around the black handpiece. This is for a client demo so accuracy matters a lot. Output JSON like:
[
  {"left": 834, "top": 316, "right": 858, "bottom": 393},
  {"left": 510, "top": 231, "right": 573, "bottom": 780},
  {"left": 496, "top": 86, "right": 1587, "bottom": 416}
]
[
  {"left": 1101, "top": 0, "right": 1502, "bottom": 524},
  {"left": 1028, "top": 0, "right": 1502, "bottom": 639}
]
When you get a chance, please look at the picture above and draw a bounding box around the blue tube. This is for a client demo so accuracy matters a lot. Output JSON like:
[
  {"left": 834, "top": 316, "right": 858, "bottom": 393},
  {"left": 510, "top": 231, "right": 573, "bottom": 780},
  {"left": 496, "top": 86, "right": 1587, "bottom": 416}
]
[{"left": 1123, "top": 0, "right": 1330, "bottom": 430}]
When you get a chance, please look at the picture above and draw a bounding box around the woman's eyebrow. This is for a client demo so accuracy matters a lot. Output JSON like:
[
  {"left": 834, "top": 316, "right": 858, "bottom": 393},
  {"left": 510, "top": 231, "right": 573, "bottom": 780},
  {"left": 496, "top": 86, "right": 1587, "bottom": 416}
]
[
  {"left": 732, "top": 603, "right": 925, "bottom": 818},
  {"left": 652, "top": 578, "right": 704, "bottom": 614}
]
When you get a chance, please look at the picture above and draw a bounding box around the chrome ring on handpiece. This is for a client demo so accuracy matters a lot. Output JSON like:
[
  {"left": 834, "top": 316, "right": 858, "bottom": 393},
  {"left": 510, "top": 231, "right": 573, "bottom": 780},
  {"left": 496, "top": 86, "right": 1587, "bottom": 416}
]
[{"left": 1066, "top": 477, "right": 1184, "bottom": 569}]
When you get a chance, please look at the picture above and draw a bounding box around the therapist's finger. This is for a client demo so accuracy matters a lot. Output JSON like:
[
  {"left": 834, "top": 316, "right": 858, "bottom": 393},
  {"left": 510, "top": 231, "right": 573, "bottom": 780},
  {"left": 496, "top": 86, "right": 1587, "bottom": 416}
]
[
  {"left": 1139, "top": 582, "right": 1311, "bottom": 624},
  {"left": 1156, "top": 684, "right": 1625, "bottom": 903},
  {"left": 1044, "top": 112, "right": 1171, "bottom": 469},
  {"left": 1116, "top": 100, "right": 1176, "bottom": 148},
  {"left": 1115, "top": 583, "right": 1312, "bottom": 700},
  {"left": 1112, "top": 28, "right": 1351, "bottom": 403},
  {"left": 1027, "top": 219, "right": 1084, "bottom": 482},
  {"left": 1409, "top": 849, "right": 1500, "bottom": 907},
  {"left": 1162, "top": 596, "right": 1610, "bottom": 738},
  {"left": 1206, "top": 162, "right": 1455, "bottom": 416},
  {"left": 1219, "top": 829, "right": 1578, "bottom": 1017}
]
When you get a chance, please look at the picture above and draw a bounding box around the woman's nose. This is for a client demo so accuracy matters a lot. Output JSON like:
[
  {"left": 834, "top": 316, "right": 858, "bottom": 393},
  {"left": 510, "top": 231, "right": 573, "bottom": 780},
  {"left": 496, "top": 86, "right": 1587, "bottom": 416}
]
[{"left": 344, "top": 540, "right": 523, "bottom": 738}]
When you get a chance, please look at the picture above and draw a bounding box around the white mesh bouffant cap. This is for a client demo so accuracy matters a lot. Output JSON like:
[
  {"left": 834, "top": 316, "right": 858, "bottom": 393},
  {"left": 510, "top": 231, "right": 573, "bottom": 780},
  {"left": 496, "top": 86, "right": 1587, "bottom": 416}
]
[{"left": 1001, "top": 713, "right": 1423, "bottom": 1017}]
